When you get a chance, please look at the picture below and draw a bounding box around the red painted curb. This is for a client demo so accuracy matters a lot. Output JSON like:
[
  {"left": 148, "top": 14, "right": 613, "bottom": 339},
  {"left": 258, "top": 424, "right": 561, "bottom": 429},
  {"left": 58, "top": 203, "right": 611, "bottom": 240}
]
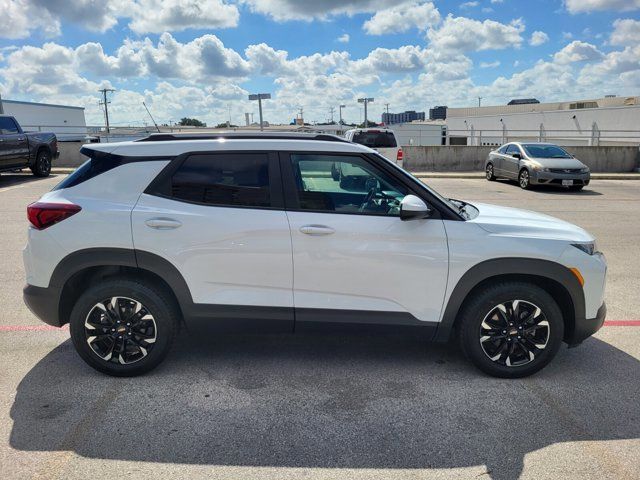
[{"left": 603, "top": 320, "right": 640, "bottom": 327}]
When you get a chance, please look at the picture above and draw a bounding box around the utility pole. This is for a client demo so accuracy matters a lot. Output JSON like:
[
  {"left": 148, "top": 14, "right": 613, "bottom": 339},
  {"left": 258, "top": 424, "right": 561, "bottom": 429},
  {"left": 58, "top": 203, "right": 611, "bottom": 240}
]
[
  {"left": 98, "top": 88, "right": 115, "bottom": 136},
  {"left": 0, "top": 92, "right": 4, "bottom": 114},
  {"left": 339, "top": 104, "right": 345, "bottom": 125},
  {"left": 248, "top": 93, "right": 271, "bottom": 131},
  {"left": 298, "top": 106, "right": 304, "bottom": 123},
  {"left": 357, "top": 97, "right": 374, "bottom": 128},
  {"left": 329, "top": 106, "right": 335, "bottom": 123},
  {"left": 227, "top": 104, "right": 232, "bottom": 127},
  {"left": 142, "top": 101, "right": 160, "bottom": 132},
  {"left": 384, "top": 103, "right": 390, "bottom": 124},
  {"left": 478, "top": 97, "right": 482, "bottom": 107}
]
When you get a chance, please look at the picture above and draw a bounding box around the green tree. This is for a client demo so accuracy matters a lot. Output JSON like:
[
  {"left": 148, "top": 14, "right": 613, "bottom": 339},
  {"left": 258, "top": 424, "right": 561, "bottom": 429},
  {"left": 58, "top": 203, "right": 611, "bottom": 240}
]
[{"left": 178, "top": 117, "right": 206, "bottom": 127}]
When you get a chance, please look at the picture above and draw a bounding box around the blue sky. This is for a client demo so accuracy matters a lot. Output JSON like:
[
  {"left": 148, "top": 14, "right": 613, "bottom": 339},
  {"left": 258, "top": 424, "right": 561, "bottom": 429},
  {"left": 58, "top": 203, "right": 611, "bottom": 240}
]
[{"left": 1, "top": 0, "right": 638, "bottom": 126}]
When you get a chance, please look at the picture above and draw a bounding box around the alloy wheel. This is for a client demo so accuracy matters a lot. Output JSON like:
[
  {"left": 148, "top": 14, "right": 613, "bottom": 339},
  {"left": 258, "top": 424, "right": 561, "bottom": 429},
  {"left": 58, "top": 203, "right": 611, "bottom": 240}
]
[
  {"left": 38, "top": 153, "right": 51, "bottom": 174},
  {"left": 519, "top": 170, "right": 529, "bottom": 189},
  {"left": 486, "top": 164, "right": 494, "bottom": 180},
  {"left": 84, "top": 296, "right": 157, "bottom": 364},
  {"left": 479, "top": 300, "right": 550, "bottom": 367}
]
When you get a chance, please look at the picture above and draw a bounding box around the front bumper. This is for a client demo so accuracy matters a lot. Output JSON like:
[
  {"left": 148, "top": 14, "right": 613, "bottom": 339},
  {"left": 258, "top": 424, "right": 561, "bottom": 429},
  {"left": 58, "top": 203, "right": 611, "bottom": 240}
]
[
  {"left": 23, "top": 284, "right": 61, "bottom": 327},
  {"left": 567, "top": 302, "right": 606, "bottom": 347},
  {"left": 531, "top": 170, "right": 590, "bottom": 187}
]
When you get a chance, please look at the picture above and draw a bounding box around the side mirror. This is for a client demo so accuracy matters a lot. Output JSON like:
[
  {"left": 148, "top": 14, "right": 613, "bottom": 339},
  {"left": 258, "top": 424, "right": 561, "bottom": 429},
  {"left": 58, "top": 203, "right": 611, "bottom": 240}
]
[
  {"left": 512, "top": 153, "right": 522, "bottom": 159},
  {"left": 400, "top": 194, "right": 432, "bottom": 221}
]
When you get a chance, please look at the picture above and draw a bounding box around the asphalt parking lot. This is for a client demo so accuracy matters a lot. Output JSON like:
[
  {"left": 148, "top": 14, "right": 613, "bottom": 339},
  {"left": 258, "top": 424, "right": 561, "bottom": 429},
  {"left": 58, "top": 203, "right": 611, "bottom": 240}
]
[{"left": 1, "top": 173, "right": 638, "bottom": 480}]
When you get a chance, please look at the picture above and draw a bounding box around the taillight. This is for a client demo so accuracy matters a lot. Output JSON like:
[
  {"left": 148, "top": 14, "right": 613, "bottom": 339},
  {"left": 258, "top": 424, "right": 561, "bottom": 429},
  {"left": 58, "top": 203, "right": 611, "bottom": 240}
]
[
  {"left": 397, "top": 148, "right": 404, "bottom": 162},
  {"left": 27, "top": 202, "right": 81, "bottom": 230}
]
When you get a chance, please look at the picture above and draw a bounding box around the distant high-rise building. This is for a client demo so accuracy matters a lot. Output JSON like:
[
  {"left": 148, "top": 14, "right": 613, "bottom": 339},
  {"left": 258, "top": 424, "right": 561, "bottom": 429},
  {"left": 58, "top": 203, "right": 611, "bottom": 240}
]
[
  {"left": 382, "top": 110, "right": 425, "bottom": 124},
  {"left": 429, "top": 106, "right": 447, "bottom": 120}
]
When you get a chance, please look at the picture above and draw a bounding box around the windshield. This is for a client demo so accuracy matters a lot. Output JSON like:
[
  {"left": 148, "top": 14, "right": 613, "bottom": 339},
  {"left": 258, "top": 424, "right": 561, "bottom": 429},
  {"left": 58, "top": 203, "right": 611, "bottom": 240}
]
[
  {"left": 352, "top": 131, "right": 397, "bottom": 148},
  {"left": 522, "top": 144, "right": 572, "bottom": 158}
]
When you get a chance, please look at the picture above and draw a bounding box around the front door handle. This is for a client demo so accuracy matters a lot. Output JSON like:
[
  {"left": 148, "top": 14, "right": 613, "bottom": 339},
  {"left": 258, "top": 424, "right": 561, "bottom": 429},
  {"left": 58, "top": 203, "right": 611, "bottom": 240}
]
[
  {"left": 299, "top": 225, "right": 335, "bottom": 236},
  {"left": 145, "top": 218, "right": 182, "bottom": 230}
]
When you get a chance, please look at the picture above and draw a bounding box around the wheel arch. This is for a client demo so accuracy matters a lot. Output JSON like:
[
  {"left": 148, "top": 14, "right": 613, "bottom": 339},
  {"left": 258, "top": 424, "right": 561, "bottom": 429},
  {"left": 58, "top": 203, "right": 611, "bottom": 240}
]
[
  {"left": 51, "top": 248, "right": 192, "bottom": 326},
  {"left": 434, "top": 258, "right": 584, "bottom": 344}
]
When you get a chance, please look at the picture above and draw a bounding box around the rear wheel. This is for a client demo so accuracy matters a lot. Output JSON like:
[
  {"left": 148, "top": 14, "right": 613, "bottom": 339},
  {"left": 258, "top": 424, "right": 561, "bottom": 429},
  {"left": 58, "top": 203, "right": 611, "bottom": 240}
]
[
  {"left": 518, "top": 169, "right": 530, "bottom": 189},
  {"left": 31, "top": 149, "right": 51, "bottom": 177},
  {"left": 458, "top": 282, "right": 564, "bottom": 378},
  {"left": 486, "top": 163, "right": 496, "bottom": 181},
  {"left": 69, "top": 279, "right": 178, "bottom": 376}
]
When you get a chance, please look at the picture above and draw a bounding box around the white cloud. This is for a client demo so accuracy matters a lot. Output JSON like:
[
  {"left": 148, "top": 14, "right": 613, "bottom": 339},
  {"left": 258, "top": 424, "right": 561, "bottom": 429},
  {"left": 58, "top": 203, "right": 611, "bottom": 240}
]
[
  {"left": 610, "top": 18, "right": 640, "bottom": 46},
  {"left": 126, "top": 0, "right": 239, "bottom": 34},
  {"left": 480, "top": 60, "right": 501, "bottom": 68},
  {"left": 0, "top": 0, "right": 239, "bottom": 38},
  {"left": 553, "top": 41, "right": 603, "bottom": 64},
  {"left": 337, "top": 33, "right": 350, "bottom": 43},
  {"left": 529, "top": 31, "right": 549, "bottom": 46},
  {"left": 0, "top": 0, "right": 60, "bottom": 39},
  {"left": 460, "top": 1, "right": 479, "bottom": 8},
  {"left": 363, "top": 1, "right": 440, "bottom": 35},
  {"left": 426, "top": 15, "right": 525, "bottom": 52},
  {"left": 491, "top": 0, "right": 504, "bottom": 3},
  {"left": 565, "top": 0, "right": 640, "bottom": 13},
  {"left": 240, "top": 0, "right": 411, "bottom": 21}
]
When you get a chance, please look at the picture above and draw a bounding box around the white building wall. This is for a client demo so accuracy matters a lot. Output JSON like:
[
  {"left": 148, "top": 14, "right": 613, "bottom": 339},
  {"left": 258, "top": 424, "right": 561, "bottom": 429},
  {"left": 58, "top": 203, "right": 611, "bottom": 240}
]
[
  {"left": 2, "top": 100, "right": 87, "bottom": 136},
  {"left": 388, "top": 123, "right": 446, "bottom": 146},
  {"left": 447, "top": 105, "right": 640, "bottom": 146}
]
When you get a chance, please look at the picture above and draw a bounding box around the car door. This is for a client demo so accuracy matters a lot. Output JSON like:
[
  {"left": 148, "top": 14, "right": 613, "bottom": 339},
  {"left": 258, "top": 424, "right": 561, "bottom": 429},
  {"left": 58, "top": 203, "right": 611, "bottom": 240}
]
[
  {"left": 132, "top": 151, "right": 294, "bottom": 329},
  {"left": 492, "top": 145, "right": 508, "bottom": 174},
  {"left": 0, "top": 117, "right": 28, "bottom": 168},
  {"left": 503, "top": 144, "right": 521, "bottom": 178},
  {"left": 282, "top": 152, "right": 449, "bottom": 328}
]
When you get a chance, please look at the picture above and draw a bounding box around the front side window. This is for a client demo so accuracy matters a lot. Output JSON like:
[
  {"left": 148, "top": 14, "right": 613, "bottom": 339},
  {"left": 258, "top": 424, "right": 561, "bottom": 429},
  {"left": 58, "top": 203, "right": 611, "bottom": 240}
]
[
  {"left": 498, "top": 145, "right": 509, "bottom": 154},
  {"left": 505, "top": 144, "right": 519, "bottom": 155},
  {"left": 290, "top": 154, "right": 408, "bottom": 216},
  {"left": 171, "top": 153, "right": 271, "bottom": 208},
  {"left": 0, "top": 117, "right": 19, "bottom": 134}
]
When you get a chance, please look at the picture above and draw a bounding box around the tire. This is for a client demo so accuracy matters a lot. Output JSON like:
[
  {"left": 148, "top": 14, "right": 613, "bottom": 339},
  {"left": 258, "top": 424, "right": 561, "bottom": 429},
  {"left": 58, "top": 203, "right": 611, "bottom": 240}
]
[
  {"left": 518, "top": 169, "right": 530, "bottom": 190},
  {"left": 486, "top": 163, "right": 496, "bottom": 181},
  {"left": 69, "top": 278, "right": 179, "bottom": 376},
  {"left": 458, "top": 282, "right": 564, "bottom": 378},
  {"left": 31, "top": 149, "right": 52, "bottom": 177},
  {"left": 569, "top": 185, "right": 584, "bottom": 192}
]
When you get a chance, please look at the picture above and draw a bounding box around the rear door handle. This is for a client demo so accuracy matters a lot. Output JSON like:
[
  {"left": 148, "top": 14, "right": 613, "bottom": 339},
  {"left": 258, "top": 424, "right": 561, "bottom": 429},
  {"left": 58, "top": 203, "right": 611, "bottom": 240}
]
[
  {"left": 299, "top": 225, "right": 335, "bottom": 236},
  {"left": 145, "top": 218, "right": 182, "bottom": 230}
]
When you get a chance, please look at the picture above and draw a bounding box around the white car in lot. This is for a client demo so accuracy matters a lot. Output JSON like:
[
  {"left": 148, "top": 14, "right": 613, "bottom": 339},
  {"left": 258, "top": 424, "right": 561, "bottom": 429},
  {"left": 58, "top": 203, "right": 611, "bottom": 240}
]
[
  {"left": 345, "top": 128, "right": 403, "bottom": 167},
  {"left": 23, "top": 132, "right": 606, "bottom": 378}
]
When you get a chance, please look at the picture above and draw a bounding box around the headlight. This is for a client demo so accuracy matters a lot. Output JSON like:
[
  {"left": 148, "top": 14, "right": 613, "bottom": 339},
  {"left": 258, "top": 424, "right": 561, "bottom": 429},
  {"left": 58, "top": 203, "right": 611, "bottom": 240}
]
[
  {"left": 572, "top": 242, "right": 597, "bottom": 255},
  {"left": 580, "top": 167, "right": 590, "bottom": 173}
]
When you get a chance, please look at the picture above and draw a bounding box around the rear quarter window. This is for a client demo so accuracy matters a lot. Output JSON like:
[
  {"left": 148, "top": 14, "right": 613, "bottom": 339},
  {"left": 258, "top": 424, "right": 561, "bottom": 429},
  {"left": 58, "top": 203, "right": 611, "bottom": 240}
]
[{"left": 351, "top": 131, "right": 397, "bottom": 148}]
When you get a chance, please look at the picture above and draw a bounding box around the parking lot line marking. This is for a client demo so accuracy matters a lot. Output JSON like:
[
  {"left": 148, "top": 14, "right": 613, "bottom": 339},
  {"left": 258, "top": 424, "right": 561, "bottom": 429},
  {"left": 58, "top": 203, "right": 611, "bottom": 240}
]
[{"left": 603, "top": 320, "right": 640, "bottom": 326}]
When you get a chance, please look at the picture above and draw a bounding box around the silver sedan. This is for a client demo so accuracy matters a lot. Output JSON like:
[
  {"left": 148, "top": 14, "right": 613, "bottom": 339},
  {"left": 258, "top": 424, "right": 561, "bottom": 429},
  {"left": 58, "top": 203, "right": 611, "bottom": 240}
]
[{"left": 485, "top": 142, "right": 591, "bottom": 190}]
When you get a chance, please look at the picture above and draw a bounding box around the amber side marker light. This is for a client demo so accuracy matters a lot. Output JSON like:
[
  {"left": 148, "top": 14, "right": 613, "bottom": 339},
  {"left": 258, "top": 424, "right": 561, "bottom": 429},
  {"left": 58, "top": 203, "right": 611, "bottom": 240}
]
[{"left": 570, "top": 267, "right": 585, "bottom": 287}]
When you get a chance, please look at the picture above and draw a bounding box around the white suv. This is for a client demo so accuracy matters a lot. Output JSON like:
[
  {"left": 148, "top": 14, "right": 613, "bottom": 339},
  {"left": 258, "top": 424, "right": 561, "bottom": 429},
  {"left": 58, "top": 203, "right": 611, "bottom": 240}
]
[{"left": 23, "top": 133, "right": 607, "bottom": 378}]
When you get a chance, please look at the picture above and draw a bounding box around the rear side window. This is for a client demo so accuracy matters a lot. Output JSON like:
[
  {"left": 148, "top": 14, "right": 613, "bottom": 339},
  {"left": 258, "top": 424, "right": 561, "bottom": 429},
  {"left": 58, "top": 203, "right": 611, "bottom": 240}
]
[
  {"left": 170, "top": 153, "right": 271, "bottom": 208},
  {"left": 0, "top": 116, "right": 19, "bottom": 134},
  {"left": 351, "top": 131, "right": 397, "bottom": 148}
]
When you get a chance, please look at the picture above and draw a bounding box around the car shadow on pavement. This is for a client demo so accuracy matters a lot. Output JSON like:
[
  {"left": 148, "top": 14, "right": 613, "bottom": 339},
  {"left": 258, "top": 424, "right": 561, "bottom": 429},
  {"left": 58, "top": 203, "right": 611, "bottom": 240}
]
[
  {"left": 0, "top": 173, "right": 58, "bottom": 188},
  {"left": 9, "top": 332, "right": 640, "bottom": 480}
]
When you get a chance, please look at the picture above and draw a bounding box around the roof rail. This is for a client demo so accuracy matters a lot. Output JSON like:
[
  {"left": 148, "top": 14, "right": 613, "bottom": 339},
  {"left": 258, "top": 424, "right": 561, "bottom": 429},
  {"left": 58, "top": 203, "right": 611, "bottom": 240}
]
[{"left": 136, "top": 132, "right": 350, "bottom": 143}]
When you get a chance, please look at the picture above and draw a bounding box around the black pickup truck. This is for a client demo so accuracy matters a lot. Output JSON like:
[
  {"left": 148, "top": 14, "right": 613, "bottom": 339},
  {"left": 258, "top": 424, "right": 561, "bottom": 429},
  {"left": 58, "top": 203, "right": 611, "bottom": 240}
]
[{"left": 0, "top": 115, "right": 59, "bottom": 177}]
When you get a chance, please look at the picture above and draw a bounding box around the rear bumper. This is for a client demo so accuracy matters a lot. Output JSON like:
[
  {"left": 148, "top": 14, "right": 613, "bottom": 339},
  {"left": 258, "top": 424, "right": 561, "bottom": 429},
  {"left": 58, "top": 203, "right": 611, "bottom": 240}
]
[
  {"left": 567, "top": 302, "right": 606, "bottom": 347},
  {"left": 23, "top": 284, "right": 61, "bottom": 327}
]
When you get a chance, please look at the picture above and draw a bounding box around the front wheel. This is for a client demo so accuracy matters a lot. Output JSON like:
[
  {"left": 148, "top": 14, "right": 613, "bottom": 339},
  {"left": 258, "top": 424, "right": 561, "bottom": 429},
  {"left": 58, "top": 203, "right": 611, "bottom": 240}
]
[
  {"left": 69, "top": 279, "right": 179, "bottom": 376},
  {"left": 486, "top": 163, "right": 496, "bottom": 181},
  {"left": 31, "top": 149, "right": 52, "bottom": 177},
  {"left": 518, "top": 169, "right": 530, "bottom": 189},
  {"left": 458, "top": 282, "right": 564, "bottom": 378}
]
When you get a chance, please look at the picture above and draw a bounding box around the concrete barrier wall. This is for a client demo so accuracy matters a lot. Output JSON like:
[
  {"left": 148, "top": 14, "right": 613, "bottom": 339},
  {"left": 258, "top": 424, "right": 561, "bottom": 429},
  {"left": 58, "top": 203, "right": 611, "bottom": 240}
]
[
  {"left": 55, "top": 141, "right": 640, "bottom": 173},
  {"left": 56, "top": 141, "right": 89, "bottom": 168},
  {"left": 404, "top": 145, "right": 640, "bottom": 172}
]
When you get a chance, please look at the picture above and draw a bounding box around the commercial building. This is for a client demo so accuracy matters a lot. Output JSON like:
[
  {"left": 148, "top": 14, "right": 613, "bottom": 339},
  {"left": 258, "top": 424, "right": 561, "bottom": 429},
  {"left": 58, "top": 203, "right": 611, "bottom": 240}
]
[
  {"left": 446, "top": 96, "right": 640, "bottom": 146},
  {"left": 382, "top": 110, "right": 425, "bottom": 125},
  {"left": 0, "top": 99, "right": 87, "bottom": 140},
  {"left": 429, "top": 106, "right": 447, "bottom": 120}
]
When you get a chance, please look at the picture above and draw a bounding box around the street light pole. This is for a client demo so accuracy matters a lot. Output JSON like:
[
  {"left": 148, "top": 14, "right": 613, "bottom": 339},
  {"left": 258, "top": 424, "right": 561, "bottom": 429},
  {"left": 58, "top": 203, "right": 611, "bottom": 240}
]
[
  {"left": 248, "top": 93, "right": 271, "bottom": 131},
  {"left": 357, "top": 97, "right": 374, "bottom": 128}
]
